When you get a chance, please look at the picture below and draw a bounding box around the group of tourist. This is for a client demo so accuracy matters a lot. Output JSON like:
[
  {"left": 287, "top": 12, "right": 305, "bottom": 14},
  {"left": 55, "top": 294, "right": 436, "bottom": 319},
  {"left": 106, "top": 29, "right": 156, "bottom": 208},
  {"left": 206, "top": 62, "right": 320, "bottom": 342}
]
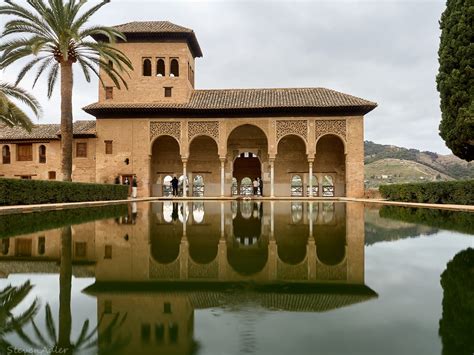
[{"left": 253, "top": 177, "right": 263, "bottom": 196}]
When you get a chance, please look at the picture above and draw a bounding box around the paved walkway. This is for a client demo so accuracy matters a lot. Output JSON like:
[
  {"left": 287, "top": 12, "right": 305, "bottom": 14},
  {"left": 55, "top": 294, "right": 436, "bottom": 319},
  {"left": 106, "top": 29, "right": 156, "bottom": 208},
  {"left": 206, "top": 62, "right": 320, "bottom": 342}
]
[{"left": 0, "top": 196, "right": 472, "bottom": 215}]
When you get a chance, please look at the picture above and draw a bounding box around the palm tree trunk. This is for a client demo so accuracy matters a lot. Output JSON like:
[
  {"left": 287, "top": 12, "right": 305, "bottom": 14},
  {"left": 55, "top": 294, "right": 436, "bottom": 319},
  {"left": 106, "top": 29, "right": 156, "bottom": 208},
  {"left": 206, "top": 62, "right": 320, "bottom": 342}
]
[
  {"left": 57, "top": 226, "right": 72, "bottom": 354},
  {"left": 60, "top": 61, "right": 73, "bottom": 182}
]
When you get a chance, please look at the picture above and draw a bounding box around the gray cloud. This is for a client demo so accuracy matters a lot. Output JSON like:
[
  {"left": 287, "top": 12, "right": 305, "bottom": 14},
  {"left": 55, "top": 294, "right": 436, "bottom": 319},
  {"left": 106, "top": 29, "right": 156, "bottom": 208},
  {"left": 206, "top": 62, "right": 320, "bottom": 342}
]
[{"left": 0, "top": 0, "right": 450, "bottom": 153}]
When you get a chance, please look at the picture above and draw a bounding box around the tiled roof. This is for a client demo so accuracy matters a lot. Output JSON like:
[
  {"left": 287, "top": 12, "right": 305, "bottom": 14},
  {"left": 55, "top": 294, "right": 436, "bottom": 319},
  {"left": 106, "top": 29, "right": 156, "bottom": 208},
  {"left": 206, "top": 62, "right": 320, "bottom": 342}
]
[
  {"left": 83, "top": 88, "right": 377, "bottom": 115},
  {"left": 0, "top": 121, "right": 96, "bottom": 141},
  {"left": 113, "top": 21, "right": 194, "bottom": 34},
  {"left": 93, "top": 21, "right": 203, "bottom": 58}
]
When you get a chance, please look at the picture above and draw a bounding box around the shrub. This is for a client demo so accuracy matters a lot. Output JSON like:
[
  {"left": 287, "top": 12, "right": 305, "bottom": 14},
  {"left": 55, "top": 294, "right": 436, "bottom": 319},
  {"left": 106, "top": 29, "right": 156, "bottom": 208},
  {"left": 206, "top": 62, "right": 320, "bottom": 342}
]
[
  {"left": 379, "top": 206, "right": 474, "bottom": 235},
  {"left": 379, "top": 180, "right": 474, "bottom": 205},
  {"left": 0, "top": 178, "right": 129, "bottom": 206},
  {"left": 0, "top": 204, "right": 128, "bottom": 238}
]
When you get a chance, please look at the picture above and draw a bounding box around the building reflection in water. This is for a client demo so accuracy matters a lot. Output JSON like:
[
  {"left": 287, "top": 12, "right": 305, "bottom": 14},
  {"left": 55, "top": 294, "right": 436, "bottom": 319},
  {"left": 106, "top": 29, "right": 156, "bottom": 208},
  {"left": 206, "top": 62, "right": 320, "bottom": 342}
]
[
  {"left": 82, "top": 201, "right": 374, "bottom": 355},
  {"left": 0, "top": 201, "right": 375, "bottom": 355}
]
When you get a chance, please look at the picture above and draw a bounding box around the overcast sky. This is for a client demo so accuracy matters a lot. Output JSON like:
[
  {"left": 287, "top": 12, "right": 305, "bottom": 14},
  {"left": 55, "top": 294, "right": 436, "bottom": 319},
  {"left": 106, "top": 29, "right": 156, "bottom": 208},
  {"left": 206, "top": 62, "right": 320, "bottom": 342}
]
[{"left": 0, "top": 0, "right": 451, "bottom": 154}]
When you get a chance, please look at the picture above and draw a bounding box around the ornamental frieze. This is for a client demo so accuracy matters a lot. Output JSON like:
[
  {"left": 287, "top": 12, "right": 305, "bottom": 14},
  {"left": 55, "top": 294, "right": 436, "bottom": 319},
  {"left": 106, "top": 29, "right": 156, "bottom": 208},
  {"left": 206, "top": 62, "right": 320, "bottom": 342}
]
[
  {"left": 276, "top": 120, "right": 308, "bottom": 142},
  {"left": 188, "top": 121, "right": 219, "bottom": 143},
  {"left": 315, "top": 120, "right": 346, "bottom": 141},
  {"left": 150, "top": 121, "right": 181, "bottom": 142}
]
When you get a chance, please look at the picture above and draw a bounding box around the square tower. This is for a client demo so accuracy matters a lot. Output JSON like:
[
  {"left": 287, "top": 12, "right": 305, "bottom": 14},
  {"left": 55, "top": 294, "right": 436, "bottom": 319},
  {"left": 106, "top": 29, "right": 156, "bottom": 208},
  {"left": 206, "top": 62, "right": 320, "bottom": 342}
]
[{"left": 93, "top": 21, "right": 202, "bottom": 104}]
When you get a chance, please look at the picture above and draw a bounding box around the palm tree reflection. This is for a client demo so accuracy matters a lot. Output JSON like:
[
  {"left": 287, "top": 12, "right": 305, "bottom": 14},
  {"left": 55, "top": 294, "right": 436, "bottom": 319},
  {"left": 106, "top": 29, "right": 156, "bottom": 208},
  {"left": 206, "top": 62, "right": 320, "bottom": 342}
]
[
  {"left": 0, "top": 280, "right": 39, "bottom": 353},
  {"left": 10, "top": 227, "right": 130, "bottom": 354}
]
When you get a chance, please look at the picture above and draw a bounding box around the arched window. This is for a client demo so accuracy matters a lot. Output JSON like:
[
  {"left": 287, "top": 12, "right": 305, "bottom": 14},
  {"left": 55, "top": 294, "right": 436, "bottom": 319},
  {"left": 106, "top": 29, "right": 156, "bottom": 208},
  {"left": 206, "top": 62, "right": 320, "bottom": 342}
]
[
  {"left": 2, "top": 145, "right": 10, "bottom": 164},
  {"left": 307, "top": 175, "right": 318, "bottom": 196},
  {"left": 143, "top": 58, "right": 152, "bottom": 76},
  {"left": 156, "top": 59, "right": 165, "bottom": 76},
  {"left": 178, "top": 202, "right": 189, "bottom": 223},
  {"left": 231, "top": 177, "right": 238, "bottom": 196},
  {"left": 170, "top": 59, "right": 179, "bottom": 77},
  {"left": 163, "top": 175, "right": 172, "bottom": 197},
  {"left": 322, "top": 175, "right": 335, "bottom": 197},
  {"left": 39, "top": 145, "right": 46, "bottom": 163},
  {"left": 1, "top": 238, "right": 9, "bottom": 255},
  {"left": 240, "top": 177, "right": 252, "bottom": 195},
  {"left": 291, "top": 202, "right": 303, "bottom": 223},
  {"left": 37, "top": 236, "right": 45, "bottom": 255},
  {"left": 178, "top": 175, "right": 188, "bottom": 196},
  {"left": 193, "top": 175, "right": 204, "bottom": 197},
  {"left": 291, "top": 175, "right": 303, "bottom": 197},
  {"left": 322, "top": 202, "right": 335, "bottom": 224},
  {"left": 162, "top": 201, "right": 173, "bottom": 223},
  {"left": 240, "top": 200, "right": 253, "bottom": 219},
  {"left": 193, "top": 202, "right": 204, "bottom": 223}
]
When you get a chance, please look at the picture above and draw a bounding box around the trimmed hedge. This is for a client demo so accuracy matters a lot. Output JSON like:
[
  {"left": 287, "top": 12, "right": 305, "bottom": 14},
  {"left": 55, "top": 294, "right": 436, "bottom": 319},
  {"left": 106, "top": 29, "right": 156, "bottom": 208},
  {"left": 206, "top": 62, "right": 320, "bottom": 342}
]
[
  {"left": 0, "top": 204, "right": 128, "bottom": 238},
  {"left": 0, "top": 178, "right": 129, "bottom": 206},
  {"left": 379, "top": 180, "right": 474, "bottom": 205}
]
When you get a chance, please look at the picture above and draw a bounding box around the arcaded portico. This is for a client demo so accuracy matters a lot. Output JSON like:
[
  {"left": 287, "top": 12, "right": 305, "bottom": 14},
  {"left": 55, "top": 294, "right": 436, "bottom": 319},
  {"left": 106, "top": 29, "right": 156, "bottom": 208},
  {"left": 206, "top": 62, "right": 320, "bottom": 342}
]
[{"left": 0, "top": 21, "right": 377, "bottom": 197}]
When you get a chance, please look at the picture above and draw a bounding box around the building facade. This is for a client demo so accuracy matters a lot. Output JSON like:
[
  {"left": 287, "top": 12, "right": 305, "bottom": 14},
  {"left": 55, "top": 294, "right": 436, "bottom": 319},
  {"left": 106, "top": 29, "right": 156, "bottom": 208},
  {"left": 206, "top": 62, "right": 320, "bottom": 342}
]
[{"left": 0, "top": 21, "right": 377, "bottom": 198}]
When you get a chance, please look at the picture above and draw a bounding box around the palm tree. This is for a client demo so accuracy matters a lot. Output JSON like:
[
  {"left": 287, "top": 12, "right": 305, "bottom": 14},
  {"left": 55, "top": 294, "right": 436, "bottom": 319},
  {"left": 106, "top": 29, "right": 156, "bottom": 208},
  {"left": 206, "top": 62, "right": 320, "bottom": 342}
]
[
  {"left": 0, "top": 0, "right": 133, "bottom": 181},
  {"left": 0, "top": 81, "right": 41, "bottom": 131},
  {"left": 0, "top": 280, "right": 40, "bottom": 352},
  {"left": 13, "top": 227, "right": 129, "bottom": 354}
]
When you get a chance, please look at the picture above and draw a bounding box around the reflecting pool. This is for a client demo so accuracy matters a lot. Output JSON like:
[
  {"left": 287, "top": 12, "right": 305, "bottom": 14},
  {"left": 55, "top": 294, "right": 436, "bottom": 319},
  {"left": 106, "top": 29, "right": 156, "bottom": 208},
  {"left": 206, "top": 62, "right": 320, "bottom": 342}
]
[{"left": 0, "top": 201, "right": 472, "bottom": 355}]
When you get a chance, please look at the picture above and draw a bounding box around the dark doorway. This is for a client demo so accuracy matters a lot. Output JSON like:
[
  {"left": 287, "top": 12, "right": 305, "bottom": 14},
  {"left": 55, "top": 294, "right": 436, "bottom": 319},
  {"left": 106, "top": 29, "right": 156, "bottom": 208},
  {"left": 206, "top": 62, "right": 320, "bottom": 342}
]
[{"left": 233, "top": 152, "right": 261, "bottom": 195}]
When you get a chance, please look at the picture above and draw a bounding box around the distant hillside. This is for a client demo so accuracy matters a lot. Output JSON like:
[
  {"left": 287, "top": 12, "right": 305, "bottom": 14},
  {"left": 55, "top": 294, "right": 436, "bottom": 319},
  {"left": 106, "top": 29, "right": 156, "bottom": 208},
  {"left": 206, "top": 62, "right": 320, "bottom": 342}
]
[{"left": 364, "top": 141, "right": 474, "bottom": 187}]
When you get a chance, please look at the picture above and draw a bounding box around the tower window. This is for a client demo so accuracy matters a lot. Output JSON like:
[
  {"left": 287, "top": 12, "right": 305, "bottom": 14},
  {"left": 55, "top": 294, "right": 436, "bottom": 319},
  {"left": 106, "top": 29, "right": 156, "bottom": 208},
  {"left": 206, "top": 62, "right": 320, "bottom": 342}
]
[
  {"left": 156, "top": 58, "right": 165, "bottom": 76},
  {"left": 164, "top": 87, "right": 172, "bottom": 97},
  {"left": 170, "top": 58, "right": 179, "bottom": 77},
  {"left": 39, "top": 145, "right": 46, "bottom": 163},
  {"left": 143, "top": 58, "right": 152, "bottom": 76},
  {"left": 48, "top": 171, "right": 56, "bottom": 180},
  {"left": 105, "top": 86, "right": 113, "bottom": 100}
]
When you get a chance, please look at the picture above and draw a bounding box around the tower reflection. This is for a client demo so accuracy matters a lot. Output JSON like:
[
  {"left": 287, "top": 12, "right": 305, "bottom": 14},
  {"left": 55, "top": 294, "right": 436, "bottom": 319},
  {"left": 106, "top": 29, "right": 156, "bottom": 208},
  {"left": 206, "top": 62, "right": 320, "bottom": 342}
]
[{"left": 83, "top": 201, "right": 375, "bottom": 355}]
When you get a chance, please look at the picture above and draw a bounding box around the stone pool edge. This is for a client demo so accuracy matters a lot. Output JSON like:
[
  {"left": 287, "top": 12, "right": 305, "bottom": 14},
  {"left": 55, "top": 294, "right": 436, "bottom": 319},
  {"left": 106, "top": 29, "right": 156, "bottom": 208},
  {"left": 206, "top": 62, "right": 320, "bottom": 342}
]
[{"left": 0, "top": 196, "right": 473, "bottom": 215}]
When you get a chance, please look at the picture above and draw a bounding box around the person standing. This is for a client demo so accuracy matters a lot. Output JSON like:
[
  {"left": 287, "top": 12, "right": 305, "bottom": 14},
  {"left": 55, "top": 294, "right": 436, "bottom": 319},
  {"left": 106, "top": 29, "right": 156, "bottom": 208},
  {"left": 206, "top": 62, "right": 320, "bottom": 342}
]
[
  {"left": 171, "top": 176, "right": 179, "bottom": 197},
  {"left": 258, "top": 177, "right": 263, "bottom": 197},
  {"left": 253, "top": 178, "right": 259, "bottom": 196},
  {"left": 132, "top": 176, "right": 138, "bottom": 198}
]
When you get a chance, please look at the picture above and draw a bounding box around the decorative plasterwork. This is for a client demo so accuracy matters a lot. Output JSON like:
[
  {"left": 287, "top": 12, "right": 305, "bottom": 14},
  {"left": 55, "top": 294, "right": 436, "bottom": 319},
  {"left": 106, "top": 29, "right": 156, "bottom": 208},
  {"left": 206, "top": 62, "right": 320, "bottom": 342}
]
[
  {"left": 276, "top": 120, "right": 308, "bottom": 142},
  {"left": 315, "top": 120, "right": 346, "bottom": 141},
  {"left": 150, "top": 121, "right": 181, "bottom": 142},
  {"left": 188, "top": 121, "right": 219, "bottom": 143}
]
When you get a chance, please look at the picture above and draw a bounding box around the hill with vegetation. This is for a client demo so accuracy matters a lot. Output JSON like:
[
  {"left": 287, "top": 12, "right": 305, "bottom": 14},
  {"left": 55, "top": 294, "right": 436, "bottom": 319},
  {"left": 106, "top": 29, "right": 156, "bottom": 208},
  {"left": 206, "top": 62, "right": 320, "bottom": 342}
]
[{"left": 364, "top": 141, "right": 474, "bottom": 188}]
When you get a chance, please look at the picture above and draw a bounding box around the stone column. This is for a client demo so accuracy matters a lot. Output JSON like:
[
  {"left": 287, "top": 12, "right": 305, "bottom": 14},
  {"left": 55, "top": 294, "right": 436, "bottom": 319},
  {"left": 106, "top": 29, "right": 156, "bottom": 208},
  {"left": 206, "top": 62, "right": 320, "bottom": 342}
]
[
  {"left": 220, "top": 158, "right": 226, "bottom": 197},
  {"left": 268, "top": 201, "right": 277, "bottom": 280},
  {"left": 269, "top": 159, "right": 275, "bottom": 198},
  {"left": 180, "top": 203, "right": 189, "bottom": 280},
  {"left": 308, "top": 159, "right": 314, "bottom": 197},
  {"left": 218, "top": 202, "right": 227, "bottom": 280},
  {"left": 182, "top": 159, "right": 188, "bottom": 197}
]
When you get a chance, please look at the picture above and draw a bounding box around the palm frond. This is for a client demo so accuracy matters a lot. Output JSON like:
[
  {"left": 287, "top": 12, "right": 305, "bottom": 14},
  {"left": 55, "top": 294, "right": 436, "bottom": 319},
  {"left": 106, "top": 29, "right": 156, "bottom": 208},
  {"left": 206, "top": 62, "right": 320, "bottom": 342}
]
[
  {"left": 0, "top": 82, "right": 41, "bottom": 116},
  {"left": 44, "top": 303, "right": 57, "bottom": 343}
]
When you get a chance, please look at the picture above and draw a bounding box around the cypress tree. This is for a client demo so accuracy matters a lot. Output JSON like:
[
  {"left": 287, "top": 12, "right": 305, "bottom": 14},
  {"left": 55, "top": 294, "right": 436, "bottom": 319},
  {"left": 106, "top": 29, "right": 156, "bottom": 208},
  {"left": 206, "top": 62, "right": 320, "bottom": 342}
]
[{"left": 436, "top": 0, "right": 474, "bottom": 161}]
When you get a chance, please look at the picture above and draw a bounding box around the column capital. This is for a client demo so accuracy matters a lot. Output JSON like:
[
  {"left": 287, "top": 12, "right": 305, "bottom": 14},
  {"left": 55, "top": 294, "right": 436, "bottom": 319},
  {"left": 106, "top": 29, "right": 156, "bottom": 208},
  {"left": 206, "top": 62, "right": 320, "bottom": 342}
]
[
  {"left": 219, "top": 157, "right": 226, "bottom": 163},
  {"left": 181, "top": 158, "right": 188, "bottom": 164}
]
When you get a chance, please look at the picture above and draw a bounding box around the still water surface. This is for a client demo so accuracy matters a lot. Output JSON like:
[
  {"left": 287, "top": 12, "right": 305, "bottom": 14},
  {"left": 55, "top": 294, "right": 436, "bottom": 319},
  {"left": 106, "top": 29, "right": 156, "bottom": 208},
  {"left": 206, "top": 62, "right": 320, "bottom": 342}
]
[{"left": 0, "top": 201, "right": 472, "bottom": 355}]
